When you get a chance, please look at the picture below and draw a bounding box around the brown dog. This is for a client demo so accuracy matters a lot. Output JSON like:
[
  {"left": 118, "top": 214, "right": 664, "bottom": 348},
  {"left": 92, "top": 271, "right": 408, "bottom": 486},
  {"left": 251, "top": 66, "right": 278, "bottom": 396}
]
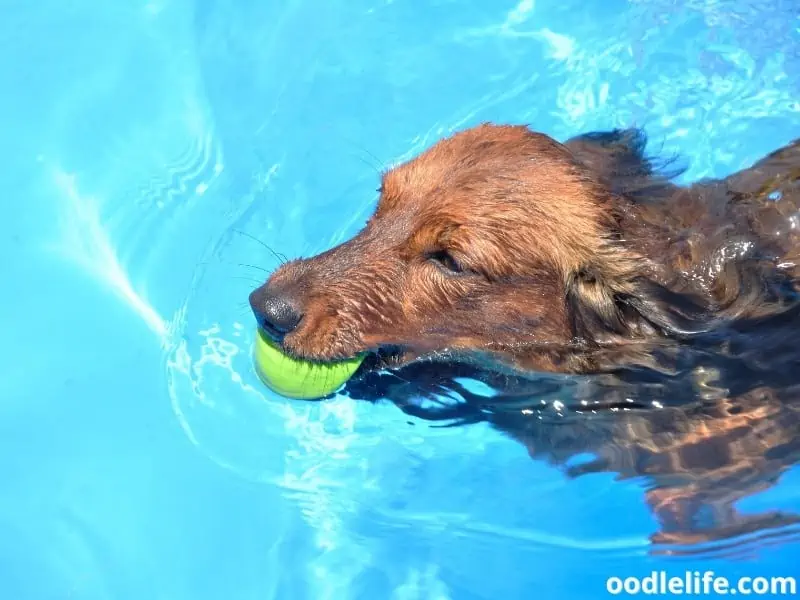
[{"left": 249, "top": 124, "right": 800, "bottom": 552}]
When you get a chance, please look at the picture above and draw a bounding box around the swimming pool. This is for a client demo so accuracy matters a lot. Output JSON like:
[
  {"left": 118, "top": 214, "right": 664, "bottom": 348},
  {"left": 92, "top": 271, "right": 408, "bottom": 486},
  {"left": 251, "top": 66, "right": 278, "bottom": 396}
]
[{"left": 2, "top": 0, "right": 799, "bottom": 598}]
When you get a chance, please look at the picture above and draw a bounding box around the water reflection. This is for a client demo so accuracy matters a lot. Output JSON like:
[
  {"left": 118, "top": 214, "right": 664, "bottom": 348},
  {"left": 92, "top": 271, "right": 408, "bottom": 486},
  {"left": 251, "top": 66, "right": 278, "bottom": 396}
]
[{"left": 344, "top": 303, "right": 800, "bottom": 556}]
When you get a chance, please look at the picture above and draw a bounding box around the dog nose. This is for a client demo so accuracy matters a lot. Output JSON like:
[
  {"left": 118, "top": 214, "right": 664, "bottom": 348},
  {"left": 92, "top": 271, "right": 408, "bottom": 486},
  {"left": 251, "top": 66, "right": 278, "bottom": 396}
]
[{"left": 249, "top": 287, "right": 303, "bottom": 339}]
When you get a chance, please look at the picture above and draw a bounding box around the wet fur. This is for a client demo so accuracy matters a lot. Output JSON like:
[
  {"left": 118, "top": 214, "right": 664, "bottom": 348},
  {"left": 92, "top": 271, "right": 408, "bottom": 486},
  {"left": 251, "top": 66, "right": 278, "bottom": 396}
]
[{"left": 251, "top": 124, "right": 800, "bottom": 552}]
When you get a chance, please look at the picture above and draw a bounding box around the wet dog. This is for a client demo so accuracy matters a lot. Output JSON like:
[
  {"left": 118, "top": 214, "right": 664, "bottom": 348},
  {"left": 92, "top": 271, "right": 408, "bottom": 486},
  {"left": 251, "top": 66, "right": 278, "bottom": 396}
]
[{"left": 249, "top": 124, "right": 800, "bottom": 552}]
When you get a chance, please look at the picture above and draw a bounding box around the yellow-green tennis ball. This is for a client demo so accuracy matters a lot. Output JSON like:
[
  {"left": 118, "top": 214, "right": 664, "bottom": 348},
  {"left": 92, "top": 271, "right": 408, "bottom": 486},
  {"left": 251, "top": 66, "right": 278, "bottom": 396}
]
[{"left": 253, "top": 329, "right": 365, "bottom": 399}]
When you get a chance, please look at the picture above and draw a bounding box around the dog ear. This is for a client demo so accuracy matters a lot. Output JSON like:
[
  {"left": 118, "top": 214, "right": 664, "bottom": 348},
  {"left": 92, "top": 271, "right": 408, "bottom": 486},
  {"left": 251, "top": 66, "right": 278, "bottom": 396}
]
[
  {"left": 566, "top": 265, "right": 711, "bottom": 344},
  {"left": 564, "top": 128, "right": 684, "bottom": 201},
  {"left": 564, "top": 129, "right": 652, "bottom": 178},
  {"left": 621, "top": 276, "right": 714, "bottom": 337}
]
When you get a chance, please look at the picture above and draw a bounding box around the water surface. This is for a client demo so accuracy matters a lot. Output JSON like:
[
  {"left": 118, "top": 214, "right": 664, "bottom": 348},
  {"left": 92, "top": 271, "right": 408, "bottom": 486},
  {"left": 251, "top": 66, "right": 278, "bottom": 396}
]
[{"left": 2, "top": 0, "right": 799, "bottom": 598}]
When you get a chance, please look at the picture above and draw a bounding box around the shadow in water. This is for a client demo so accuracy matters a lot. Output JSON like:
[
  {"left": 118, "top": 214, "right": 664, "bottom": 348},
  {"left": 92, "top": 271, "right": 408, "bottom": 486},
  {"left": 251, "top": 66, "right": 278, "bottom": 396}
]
[{"left": 342, "top": 305, "right": 800, "bottom": 557}]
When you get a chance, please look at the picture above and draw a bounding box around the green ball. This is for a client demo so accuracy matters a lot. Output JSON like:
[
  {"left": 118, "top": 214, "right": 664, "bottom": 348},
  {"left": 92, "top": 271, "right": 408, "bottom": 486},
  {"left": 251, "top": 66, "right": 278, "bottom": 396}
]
[{"left": 253, "top": 329, "right": 365, "bottom": 399}]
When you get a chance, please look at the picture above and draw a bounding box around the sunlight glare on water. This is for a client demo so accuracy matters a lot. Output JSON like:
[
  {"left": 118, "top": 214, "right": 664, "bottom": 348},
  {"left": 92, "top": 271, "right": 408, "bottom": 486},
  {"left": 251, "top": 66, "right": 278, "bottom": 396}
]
[{"left": 1, "top": 0, "right": 799, "bottom": 598}]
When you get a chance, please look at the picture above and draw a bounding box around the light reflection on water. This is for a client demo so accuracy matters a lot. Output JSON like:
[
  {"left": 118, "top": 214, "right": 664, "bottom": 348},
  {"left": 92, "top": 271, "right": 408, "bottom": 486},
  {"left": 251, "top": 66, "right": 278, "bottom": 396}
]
[{"left": 6, "top": 0, "right": 799, "bottom": 597}]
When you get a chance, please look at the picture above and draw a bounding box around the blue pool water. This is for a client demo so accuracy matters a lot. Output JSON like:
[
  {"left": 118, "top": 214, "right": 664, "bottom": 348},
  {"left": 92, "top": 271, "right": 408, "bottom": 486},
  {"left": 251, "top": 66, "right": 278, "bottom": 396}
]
[{"left": 2, "top": 0, "right": 799, "bottom": 598}]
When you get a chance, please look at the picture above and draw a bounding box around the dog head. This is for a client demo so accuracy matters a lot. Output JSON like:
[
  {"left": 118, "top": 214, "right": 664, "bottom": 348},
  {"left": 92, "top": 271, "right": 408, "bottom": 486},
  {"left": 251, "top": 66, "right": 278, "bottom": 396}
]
[{"left": 250, "top": 124, "right": 705, "bottom": 373}]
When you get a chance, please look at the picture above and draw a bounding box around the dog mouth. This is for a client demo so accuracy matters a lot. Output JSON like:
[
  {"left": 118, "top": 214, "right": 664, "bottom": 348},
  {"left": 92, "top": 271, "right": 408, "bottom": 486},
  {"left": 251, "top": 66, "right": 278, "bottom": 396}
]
[
  {"left": 260, "top": 325, "right": 420, "bottom": 374},
  {"left": 258, "top": 320, "right": 289, "bottom": 346},
  {"left": 350, "top": 345, "right": 415, "bottom": 378}
]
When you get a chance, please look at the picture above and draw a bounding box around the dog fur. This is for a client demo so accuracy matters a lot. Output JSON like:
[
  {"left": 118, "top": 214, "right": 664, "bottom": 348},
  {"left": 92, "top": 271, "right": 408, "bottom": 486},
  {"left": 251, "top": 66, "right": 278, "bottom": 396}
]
[{"left": 250, "top": 123, "right": 800, "bottom": 551}]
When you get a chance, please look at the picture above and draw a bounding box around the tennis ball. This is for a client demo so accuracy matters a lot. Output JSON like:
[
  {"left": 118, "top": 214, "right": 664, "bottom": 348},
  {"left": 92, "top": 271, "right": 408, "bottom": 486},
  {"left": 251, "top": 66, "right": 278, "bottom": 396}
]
[{"left": 253, "top": 329, "right": 365, "bottom": 399}]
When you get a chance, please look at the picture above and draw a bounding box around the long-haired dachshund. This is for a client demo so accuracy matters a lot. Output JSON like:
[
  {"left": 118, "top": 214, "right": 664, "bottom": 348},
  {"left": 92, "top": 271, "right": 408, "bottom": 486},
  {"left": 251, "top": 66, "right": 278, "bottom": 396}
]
[{"left": 250, "top": 124, "right": 800, "bottom": 552}]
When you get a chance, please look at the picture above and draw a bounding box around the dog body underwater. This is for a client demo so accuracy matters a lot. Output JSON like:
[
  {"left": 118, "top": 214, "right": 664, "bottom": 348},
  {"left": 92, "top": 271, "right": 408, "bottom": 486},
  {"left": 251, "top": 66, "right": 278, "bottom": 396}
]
[{"left": 249, "top": 124, "right": 800, "bottom": 551}]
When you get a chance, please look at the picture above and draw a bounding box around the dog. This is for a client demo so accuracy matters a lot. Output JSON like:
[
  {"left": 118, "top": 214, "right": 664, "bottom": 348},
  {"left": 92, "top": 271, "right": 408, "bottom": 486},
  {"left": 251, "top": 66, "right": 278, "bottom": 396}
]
[{"left": 249, "top": 124, "right": 800, "bottom": 552}]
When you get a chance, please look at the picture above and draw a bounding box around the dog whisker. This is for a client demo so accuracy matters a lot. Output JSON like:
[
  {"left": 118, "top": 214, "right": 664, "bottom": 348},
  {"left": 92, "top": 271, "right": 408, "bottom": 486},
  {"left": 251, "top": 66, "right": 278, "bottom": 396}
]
[
  {"left": 237, "top": 263, "right": 272, "bottom": 274},
  {"left": 230, "top": 276, "right": 266, "bottom": 285},
  {"left": 232, "top": 229, "right": 289, "bottom": 264},
  {"left": 317, "top": 125, "right": 389, "bottom": 176}
]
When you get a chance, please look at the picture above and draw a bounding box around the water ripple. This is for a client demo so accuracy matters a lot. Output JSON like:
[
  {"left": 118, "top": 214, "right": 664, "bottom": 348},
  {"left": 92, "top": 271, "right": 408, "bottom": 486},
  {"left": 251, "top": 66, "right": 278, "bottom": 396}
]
[{"left": 154, "top": 0, "right": 800, "bottom": 594}]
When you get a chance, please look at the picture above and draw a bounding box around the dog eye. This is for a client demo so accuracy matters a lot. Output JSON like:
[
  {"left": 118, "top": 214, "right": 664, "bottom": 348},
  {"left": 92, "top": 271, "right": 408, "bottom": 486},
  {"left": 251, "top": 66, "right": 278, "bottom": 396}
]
[{"left": 428, "top": 250, "right": 465, "bottom": 275}]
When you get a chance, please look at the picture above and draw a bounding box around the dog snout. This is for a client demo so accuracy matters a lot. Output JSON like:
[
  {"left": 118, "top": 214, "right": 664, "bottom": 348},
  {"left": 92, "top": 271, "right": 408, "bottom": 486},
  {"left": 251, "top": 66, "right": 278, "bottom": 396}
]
[{"left": 249, "top": 286, "right": 304, "bottom": 341}]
